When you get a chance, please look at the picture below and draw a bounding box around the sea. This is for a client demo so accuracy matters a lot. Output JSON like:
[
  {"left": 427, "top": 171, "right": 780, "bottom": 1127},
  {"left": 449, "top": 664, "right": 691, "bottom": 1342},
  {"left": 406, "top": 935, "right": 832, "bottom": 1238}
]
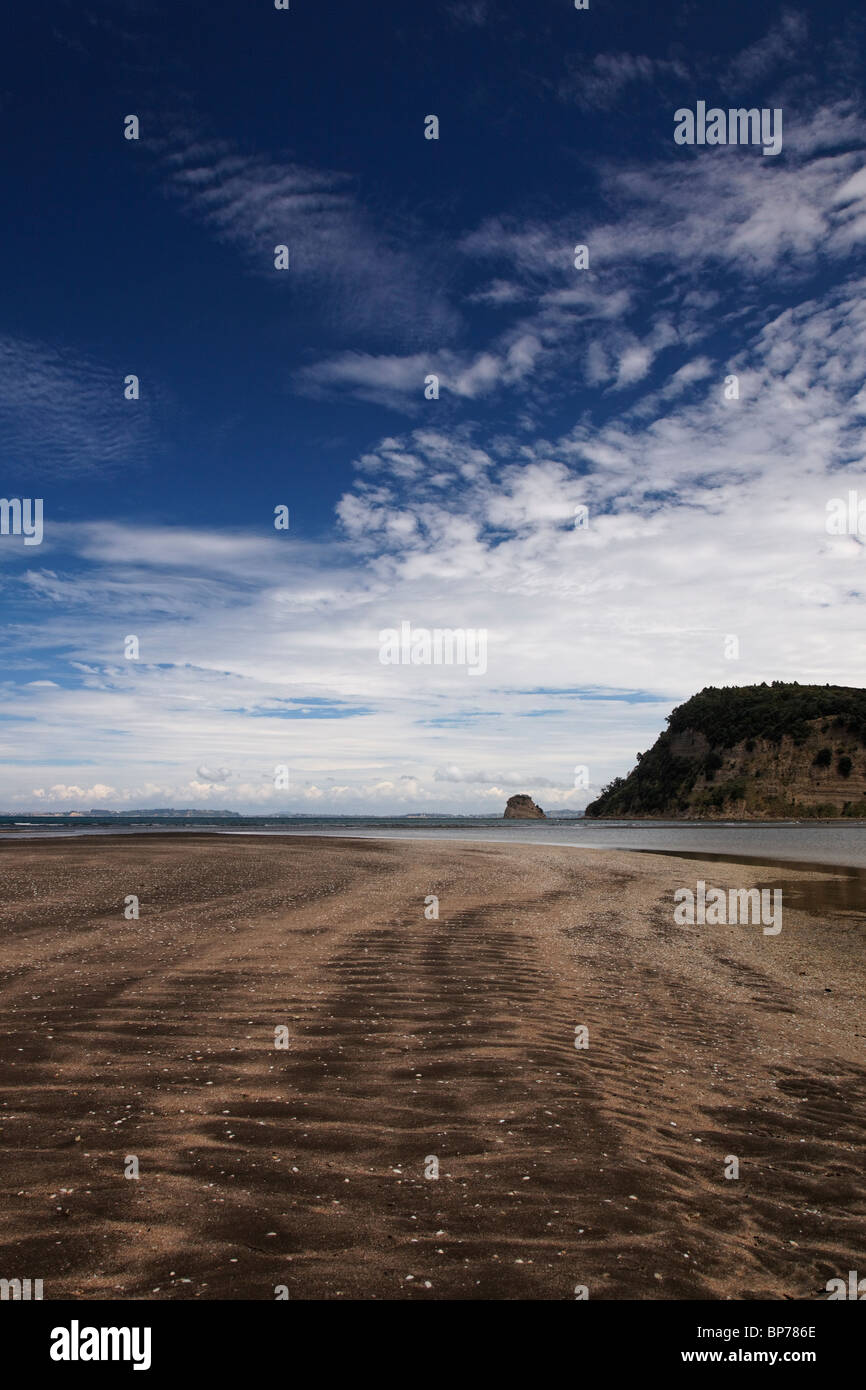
[{"left": 2, "top": 814, "right": 866, "bottom": 870}]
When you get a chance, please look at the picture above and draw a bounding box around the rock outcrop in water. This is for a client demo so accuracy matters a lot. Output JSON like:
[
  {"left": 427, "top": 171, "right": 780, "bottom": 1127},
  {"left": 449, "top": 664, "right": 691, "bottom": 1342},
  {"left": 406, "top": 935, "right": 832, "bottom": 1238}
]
[
  {"left": 584, "top": 682, "right": 866, "bottom": 819},
  {"left": 504, "top": 794, "right": 546, "bottom": 819}
]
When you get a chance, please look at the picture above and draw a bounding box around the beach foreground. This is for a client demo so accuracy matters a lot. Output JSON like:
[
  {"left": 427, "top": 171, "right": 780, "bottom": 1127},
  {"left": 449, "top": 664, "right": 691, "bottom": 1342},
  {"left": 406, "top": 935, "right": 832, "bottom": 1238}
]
[{"left": 0, "top": 835, "right": 864, "bottom": 1300}]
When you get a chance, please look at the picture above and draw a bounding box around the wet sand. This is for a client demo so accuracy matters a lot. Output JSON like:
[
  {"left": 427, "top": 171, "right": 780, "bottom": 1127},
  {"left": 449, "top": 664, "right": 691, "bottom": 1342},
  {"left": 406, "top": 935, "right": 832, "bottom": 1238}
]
[{"left": 0, "top": 834, "right": 864, "bottom": 1300}]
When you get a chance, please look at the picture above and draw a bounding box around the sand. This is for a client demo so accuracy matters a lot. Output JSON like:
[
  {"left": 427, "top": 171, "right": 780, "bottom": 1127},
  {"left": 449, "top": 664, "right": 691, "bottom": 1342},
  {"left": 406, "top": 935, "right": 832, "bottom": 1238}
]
[{"left": 0, "top": 833, "right": 863, "bottom": 1300}]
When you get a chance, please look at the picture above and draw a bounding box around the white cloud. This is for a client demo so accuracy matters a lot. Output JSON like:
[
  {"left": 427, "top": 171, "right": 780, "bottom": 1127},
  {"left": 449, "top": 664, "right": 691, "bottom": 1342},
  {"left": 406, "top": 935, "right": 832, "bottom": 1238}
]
[
  {"left": 434, "top": 766, "right": 563, "bottom": 787},
  {"left": 32, "top": 784, "right": 119, "bottom": 802}
]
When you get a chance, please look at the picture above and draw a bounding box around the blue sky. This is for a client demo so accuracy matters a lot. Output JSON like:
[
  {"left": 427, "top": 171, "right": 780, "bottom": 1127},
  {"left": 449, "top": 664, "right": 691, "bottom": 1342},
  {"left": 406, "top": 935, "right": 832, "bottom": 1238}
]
[{"left": 1, "top": 0, "right": 865, "bottom": 812}]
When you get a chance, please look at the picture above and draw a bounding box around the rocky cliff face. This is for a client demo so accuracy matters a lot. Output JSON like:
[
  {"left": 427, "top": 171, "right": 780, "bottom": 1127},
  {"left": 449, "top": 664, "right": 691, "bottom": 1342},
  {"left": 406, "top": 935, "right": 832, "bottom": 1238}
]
[
  {"left": 504, "top": 794, "right": 546, "bottom": 819},
  {"left": 585, "top": 683, "right": 866, "bottom": 819}
]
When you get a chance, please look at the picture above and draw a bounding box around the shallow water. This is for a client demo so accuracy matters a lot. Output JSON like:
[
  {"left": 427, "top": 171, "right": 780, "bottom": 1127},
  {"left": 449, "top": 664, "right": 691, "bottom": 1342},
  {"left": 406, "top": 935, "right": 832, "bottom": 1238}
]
[
  {"left": 223, "top": 820, "right": 866, "bottom": 871},
  {"left": 2, "top": 814, "right": 866, "bottom": 871},
  {"left": 636, "top": 847, "right": 866, "bottom": 918}
]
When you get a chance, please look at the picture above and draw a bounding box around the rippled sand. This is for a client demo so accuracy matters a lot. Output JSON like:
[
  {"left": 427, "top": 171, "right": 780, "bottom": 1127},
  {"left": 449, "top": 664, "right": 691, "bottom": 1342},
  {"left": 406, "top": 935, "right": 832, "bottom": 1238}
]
[{"left": 0, "top": 834, "right": 863, "bottom": 1299}]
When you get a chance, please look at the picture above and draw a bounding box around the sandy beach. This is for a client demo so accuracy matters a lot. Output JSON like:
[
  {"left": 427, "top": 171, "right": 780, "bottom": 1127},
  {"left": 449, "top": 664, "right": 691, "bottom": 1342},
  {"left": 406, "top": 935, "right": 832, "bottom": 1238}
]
[{"left": 0, "top": 834, "right": 864, "bottom": 1300}]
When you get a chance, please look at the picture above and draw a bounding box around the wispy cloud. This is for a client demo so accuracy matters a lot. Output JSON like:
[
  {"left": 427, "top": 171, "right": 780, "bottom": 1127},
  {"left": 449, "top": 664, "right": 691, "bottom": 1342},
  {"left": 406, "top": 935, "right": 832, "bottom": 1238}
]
[
  {"left": 157, "top": 132, "right": 460, "bottom": 344},
  {"left": 559, "top": 52, "right": 689, "bottom": 111},
  {"left": 0, "top": 335, "right": 160, "bottom": 476},
  {"left": 722, "top": 8, "right": 809, "bottom": 86},
  {"left": 296, "top": 333, "right": 544, "bottom": 410}
]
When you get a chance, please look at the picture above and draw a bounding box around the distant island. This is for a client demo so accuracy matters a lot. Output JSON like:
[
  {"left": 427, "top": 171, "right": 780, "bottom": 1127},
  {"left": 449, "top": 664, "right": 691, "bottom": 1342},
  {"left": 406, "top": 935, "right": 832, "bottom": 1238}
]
[
  {"left": 88, "top": 809, "right": 243, "bottom": 818},
  {"left": 585, "top": 682, "right": 866, "bottom": 819}
]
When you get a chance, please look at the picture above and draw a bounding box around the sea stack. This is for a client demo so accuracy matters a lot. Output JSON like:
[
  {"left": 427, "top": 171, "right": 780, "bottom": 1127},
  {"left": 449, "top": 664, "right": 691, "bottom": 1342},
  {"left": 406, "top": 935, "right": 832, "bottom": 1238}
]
[{"left": 504, "top": 794, "right": 546, "bottom": 819}]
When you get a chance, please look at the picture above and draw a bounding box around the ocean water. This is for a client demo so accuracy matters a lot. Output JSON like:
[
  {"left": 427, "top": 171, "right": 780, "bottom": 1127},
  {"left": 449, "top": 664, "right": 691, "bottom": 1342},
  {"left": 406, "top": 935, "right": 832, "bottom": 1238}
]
[{"left": 2, "top": 814, "right": 866, "bottom": 869}]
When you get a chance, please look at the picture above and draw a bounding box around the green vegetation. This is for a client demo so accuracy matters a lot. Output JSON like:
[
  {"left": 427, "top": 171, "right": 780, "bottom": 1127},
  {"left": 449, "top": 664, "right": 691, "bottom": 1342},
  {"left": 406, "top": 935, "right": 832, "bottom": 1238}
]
[{"left": 664, "top": 682, "right": 866, "bottom": 747}]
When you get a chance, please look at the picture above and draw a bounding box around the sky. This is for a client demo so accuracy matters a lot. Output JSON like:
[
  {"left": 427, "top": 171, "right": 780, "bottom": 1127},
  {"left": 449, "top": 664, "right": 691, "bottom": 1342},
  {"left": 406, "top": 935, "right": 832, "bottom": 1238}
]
[{"left": 1, "top": 0, "right": 865, "bottom": 814}]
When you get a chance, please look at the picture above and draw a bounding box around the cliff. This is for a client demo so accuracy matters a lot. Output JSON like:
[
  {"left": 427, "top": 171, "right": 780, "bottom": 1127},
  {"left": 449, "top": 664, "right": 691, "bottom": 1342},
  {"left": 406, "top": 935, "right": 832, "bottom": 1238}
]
[{"left": 584, "top": 683, "right": 866, "bottom": 819}]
